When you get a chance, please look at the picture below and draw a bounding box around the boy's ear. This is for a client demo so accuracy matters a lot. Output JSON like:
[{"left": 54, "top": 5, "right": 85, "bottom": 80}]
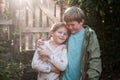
[{"left": 80, "top": 19, "right": 84, "bottom": 25}]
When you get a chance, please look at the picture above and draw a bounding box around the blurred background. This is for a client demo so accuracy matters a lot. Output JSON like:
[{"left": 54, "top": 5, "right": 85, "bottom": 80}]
[{"left": 0, "top": 0, "right": 120, "bottom": 80}]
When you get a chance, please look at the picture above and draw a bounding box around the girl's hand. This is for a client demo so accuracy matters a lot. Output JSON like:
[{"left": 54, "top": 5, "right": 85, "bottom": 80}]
[{"left": 51, "top": 64, "right": 60, "bottom": 73}]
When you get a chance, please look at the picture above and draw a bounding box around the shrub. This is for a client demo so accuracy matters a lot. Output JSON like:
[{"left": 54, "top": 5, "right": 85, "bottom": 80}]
[{"left": 0, "top": 60, "right": 25, "bottom": 80}]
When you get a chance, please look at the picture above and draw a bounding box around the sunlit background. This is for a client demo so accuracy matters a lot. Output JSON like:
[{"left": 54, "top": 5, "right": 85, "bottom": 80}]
[
  {"left": 0, "top": 0, "right": 64, "bottom": 80},
  {"left": 0, "top": 0, "right": 63, "bottom": 51}
]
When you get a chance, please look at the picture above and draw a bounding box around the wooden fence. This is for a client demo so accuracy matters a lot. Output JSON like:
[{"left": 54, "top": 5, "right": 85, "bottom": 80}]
[{"left": 16, "top": 0, "right": 60, "bottom": 51}]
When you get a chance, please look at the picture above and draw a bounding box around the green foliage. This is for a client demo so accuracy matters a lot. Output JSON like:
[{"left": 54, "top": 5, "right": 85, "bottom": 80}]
[
  {"left": 0, "top": 0, "right": 9, "bottom": 19},
  {"left": 0, "top": 46, "right": 5, "bottom": 52},
  {"left": 0, "top": 60, "right": 25, "bottom": 80},
  {"left": 69, "top": 0, "right": 79, "bottom": 6},
  {"left": 4, "top": 0, "right": 9, "bottom": 19},
  {"left": 12, "top": 30, "right": 20, "bottom": 38}
]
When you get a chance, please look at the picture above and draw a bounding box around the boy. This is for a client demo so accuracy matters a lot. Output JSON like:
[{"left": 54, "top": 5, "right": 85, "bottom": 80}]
[{"left": 61, "top": 6, "right": 102, "bottom": 80}]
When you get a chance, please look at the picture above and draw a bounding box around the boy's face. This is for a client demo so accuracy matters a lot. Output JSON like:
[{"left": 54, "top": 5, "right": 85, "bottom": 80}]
[{"left": 66, "top": 21, "right": 83, "bottom": 34}]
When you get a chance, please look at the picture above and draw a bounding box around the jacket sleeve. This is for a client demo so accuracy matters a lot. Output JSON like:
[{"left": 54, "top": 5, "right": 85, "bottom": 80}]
[
  {"left": 31, "top": 50, "right": 51, "bottom": 73},
  {"left": 49, "top": 46, "right": 68, "bottom": 71},
  {"left": 87, "top": 30, "right": 102, "bottom": 80}
]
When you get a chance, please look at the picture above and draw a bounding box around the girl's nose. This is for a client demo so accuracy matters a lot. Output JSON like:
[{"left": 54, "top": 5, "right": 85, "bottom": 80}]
[
  {"left": 60, "top": 33, "right": 65, "bottom": 38},
  {"left": 61, "top": 33, "right": 64, "bottom": 36}
]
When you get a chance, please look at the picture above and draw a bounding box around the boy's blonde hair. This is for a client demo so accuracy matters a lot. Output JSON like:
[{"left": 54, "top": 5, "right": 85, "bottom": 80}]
[{"left": 63, "top": 6, "right": 85, "bottom": 22}]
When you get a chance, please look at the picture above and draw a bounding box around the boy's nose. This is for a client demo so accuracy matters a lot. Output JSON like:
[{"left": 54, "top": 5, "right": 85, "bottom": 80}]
[{"left": 68, "top": 26, "right": 73, "bottom": 30}]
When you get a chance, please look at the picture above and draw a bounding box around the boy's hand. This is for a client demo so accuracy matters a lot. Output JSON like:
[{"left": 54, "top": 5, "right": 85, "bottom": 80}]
[{"left": 36, "top": 39, "right": 44, "bottom": 48}]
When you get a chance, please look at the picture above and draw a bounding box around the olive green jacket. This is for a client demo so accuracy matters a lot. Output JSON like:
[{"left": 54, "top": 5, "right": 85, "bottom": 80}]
[{"left": 80, "top": 25, "right": 102, "bottom": 80}]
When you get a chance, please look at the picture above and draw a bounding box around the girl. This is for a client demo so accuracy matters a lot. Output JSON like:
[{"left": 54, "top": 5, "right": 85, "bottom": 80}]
[{"left": 31, "top": 22, "right": 70, "bottom": 80}]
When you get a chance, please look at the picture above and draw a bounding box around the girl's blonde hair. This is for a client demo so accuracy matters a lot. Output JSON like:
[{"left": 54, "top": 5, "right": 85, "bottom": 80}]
[
  {"left": 49, "top": 22, "right": 70, "bottom": 42},
  {"left": 63, "top": 6, "right": 85, "bottom": 22},
  {"left": 50, "top": 22, "right": 67, "bottom": 32}
]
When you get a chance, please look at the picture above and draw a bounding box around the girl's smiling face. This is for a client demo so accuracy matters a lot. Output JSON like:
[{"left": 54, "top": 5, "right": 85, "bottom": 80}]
[{"left": 50, "top": 26, "right": 68, "bottom": 44}]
